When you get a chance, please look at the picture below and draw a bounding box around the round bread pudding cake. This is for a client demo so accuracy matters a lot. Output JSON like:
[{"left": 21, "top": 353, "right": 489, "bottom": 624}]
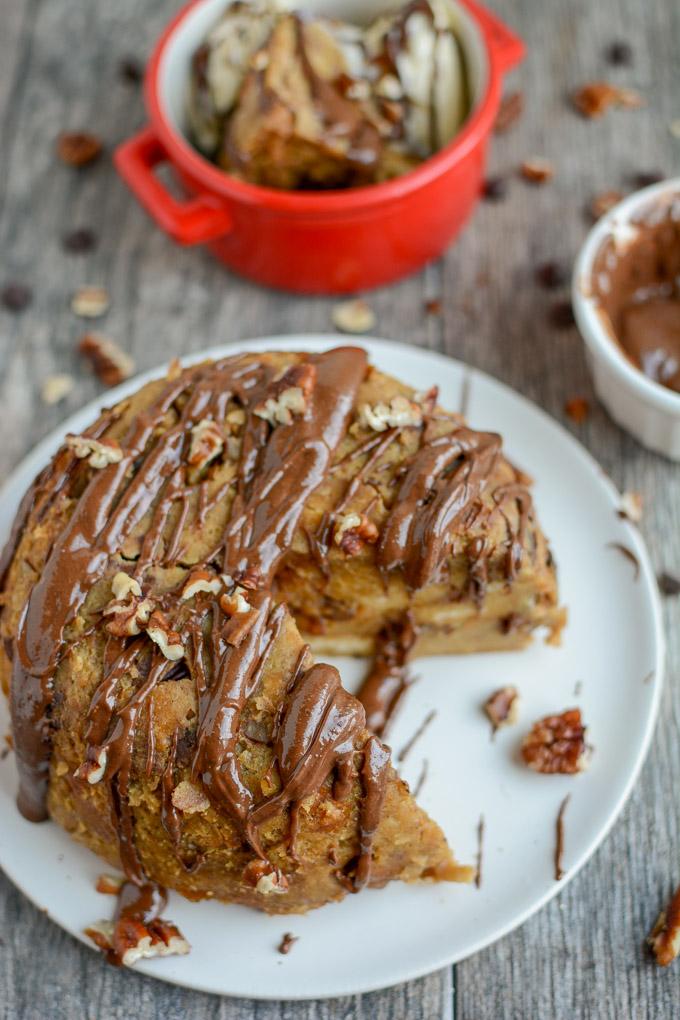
[{"left": 0, "top": 347, "right": 564, "bottom": 966}]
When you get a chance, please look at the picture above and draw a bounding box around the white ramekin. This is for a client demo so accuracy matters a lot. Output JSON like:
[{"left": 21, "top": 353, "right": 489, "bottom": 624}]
[{"left": 572, "top": 178, "right": 680, "bottom": 460}]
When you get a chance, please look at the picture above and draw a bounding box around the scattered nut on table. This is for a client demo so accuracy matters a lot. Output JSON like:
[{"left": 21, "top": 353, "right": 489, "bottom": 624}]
[
  {"left": 332, "top": 298, "right": 376, "bottom": 334},
  {"left": 71, "top": 286, "right": 110, "bottom": 319}
]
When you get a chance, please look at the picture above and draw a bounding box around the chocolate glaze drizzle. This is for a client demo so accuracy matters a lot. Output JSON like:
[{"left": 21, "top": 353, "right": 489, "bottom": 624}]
[{"left": 0, "top": 344, "right": 530, "bottom": 961}]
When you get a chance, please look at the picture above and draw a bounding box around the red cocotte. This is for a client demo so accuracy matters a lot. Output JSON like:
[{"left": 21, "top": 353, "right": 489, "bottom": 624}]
[{"left": 114, "top": 0, "right": 524, "bottom": 294}]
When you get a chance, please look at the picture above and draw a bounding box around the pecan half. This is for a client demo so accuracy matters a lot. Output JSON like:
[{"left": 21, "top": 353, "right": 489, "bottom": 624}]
[{"left": 521, "top": 708, "right": 591, "bottom": 774}]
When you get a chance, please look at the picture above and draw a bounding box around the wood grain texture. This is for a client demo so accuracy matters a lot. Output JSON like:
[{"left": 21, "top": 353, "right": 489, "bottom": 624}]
[{"left": 0, "top": 0, "right": 678, "bottom": 1016}]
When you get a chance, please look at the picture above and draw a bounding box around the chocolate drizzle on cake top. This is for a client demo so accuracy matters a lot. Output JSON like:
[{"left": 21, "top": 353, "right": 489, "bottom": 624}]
[{"left": 0, "top": 345, "right": 536, "bottom": 963}]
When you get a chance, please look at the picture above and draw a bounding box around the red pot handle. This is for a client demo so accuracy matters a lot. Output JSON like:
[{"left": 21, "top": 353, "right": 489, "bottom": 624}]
[
  {"left": 463, "top": 0, "right": 525, "bottom": 74},
  {"left": 114, "top": 127, "right": 233, "bottom": 245}
]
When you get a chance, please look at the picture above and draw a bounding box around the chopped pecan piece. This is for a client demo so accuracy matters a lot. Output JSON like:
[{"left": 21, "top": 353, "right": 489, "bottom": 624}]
[
  {"left": 71, "top": 286, "right": 110, "bottom": 319},
  {"left": 188, "top": 418, "right": 224, "bottom": 470},
  {"left": 254, "top": 365, "right": 316, "bottom": 427},
  {"left": 74, "top": 747, "right": 108, "bottom": 785},
  {"left": 79, "top": 332, "right": 134, "bottom": 386},
  {"left": 572, "top": 81, "right": 644, "bottom": 118},
  {"left": 333, "top": 512, "right": 379, "bottom": 556},
  {"left": 220, "top": 586, "right": 250, "bottom": 616},
  {"left": 103, "top": 595, "right": 154, "bottom": 637},
  {"left": 494, "top": 90, "right": 524, "bottom": 133},
  {"left": 242, "top": 859, "right": 289, "bottom": 894},
  {"left": 41, "top": 374, "right": 74, "bottom": 405},
  {"left": 147, "top": 611, "right": 184, "bottom": 661},
  {"left": 484, "top": 686, "right": 520, "bottom": 733},
  {"left": 521, "top": 708, "right": 591, "bottom": 774},
  {"left": 519, "top": 157, "right": 554, "bottom": 184},
  {"left": 277, "top": 932, "right": 298, "bottom": 955},
  {"left": 85, "top": 916, "right": 190, "bottom": 967},
  {"left": 359, "top": 394, "right": 423, "bottom": 432},
  {"left": 648, "top": 885, "right": 680, "bottom": 966},
  {"left": 96, "top": 874, "right": 124, "bottom": 895},
  {"left": 111, "top": 572, "right": 141, "bottom": 600},
  {"left": 564, "top": 397, "right": 590, "bottom": 423},
  {"left": 331, "top": 298, "right": 376, "bottom": 334},
  {"left": 66, "top": 434, "right": 123, "bottom": 468},
  {"left": 103, "top": 573, "right": 153, "bottom": 637},
  {"left": 181, "top": 569, "right": 223, "bottom": 600},
  {"left": 56, "top": 131, "right": 103, "bottom": 167}
]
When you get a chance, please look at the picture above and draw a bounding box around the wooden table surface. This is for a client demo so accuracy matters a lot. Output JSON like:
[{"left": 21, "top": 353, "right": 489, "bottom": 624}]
[{"left": 1, "top": 0, "right": 679, "bottom": 1016}]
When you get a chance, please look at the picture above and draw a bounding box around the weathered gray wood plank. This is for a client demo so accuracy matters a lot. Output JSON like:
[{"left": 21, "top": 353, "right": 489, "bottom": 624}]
[
  {"left": 0, "top": 0, "right": 678, "bottom": 1016},
  {"left": 449, "top": 0, "right": 680, "bottom": 1018}
]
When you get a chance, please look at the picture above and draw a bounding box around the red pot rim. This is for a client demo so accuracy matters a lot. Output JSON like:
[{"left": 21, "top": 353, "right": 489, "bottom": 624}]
[{"left": 145, "top": 0, "right": 506, "bottom": 215}]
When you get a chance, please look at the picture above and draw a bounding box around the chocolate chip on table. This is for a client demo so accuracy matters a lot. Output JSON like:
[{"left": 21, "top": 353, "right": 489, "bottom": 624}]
[
  {"left": 482, "top": 176, "right": 507, "bottom": 201},
  {"left": 604, "top": 41, "right": 633, "bottom": 66},
  {"left": 56, "top": 132, "right": 103, "bottom": 167},
  {"left": 1, "top": 281, "right": 32, "bottom": 312},
  {"left": 548, "top": 300, "right": 575, "bottom": 329},
  {"left": 61, "top": 227, "right": 97, "bottom": 253},
  {"left": 658, "top": 572, "right": 680, "bottom": 596},
  {"left": 630, "top": 170, "right": 664, "bottom": 189},
  {"left": 534, "top": 261, "right": 567, "bottom": 290},
  {"left": 118, "top": 56, "right": 144, "bottom": 84}
]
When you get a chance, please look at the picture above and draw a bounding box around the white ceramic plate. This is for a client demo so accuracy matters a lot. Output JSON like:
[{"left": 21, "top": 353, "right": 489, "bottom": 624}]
[{"left": 0, "top": 336, "right": 664, "bottom": 1000}]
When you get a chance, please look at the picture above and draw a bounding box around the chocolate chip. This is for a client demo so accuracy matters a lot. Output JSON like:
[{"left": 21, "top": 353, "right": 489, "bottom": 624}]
[
  {"left": 61, "top": 228, "right": 97, "bottom": 253},
  {"left": 604, "top": 41, "right": 633, "bottom": 66},
  {"left": 548, "top": 300, "right": 575, "bottom": 329},
  {"left": 658, "top": 572, "right": 680, "bottom": 596},
  {"left": 534, "top": 262, "right": 567, "bottom": 290},
  {"left": 482, "top": 176, "right": 507, "bottom": 202},
  {"left": 630, "top": 171, "right": 664, "bottom": 189},
  {"left": 1, "top": 282, "right": 32, "bottom": 312},
  {"left": 119, "top": 56, "right": 144, "bottom": 84}
]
